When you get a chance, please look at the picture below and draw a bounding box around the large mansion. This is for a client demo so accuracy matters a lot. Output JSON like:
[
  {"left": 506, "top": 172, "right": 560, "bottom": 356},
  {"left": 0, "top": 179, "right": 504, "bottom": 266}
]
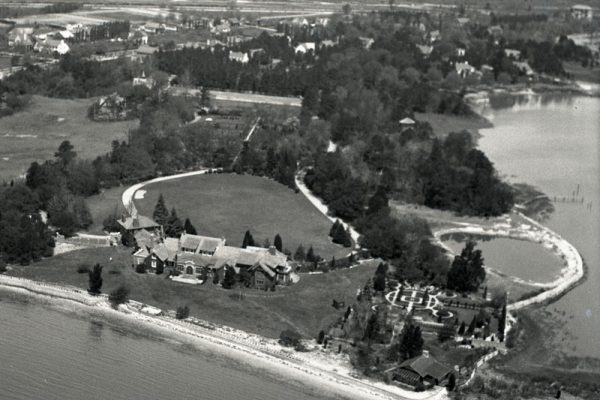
[{"left": 120, "top": 206, "right": 292, "bottom": 289}]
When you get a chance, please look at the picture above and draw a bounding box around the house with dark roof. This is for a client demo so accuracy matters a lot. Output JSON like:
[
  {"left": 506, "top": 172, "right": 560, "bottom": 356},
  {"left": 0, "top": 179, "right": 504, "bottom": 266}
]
[{"left": 391, "top": 353, "right": 453, "bottom": 388}]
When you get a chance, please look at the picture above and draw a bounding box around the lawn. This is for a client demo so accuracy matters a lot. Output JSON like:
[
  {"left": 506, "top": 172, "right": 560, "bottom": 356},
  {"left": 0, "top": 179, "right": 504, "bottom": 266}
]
[
  {"left": 0, "top": 95, "right": 138, "bottom": 182},
  {"left": 134, "top": 173, "right": 350, "bottom": 259},
  {"left": 86, "top": 185, "right": 128, "bottom": 234},
  {"left": 6, "top": 247, "right": 377, "bottom": 338}
]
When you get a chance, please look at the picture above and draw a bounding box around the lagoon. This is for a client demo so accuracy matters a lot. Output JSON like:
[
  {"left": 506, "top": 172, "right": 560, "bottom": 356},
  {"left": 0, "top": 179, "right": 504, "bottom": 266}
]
[{"left": 477, "top": 94, "right": 600, "bottom": 359}]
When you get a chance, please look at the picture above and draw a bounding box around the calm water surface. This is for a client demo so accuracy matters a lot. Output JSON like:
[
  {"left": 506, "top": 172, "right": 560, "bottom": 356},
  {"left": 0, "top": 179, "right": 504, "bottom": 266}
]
[
  {"left": 443, "top": 236, "right": 564, "bottom": 284},
  {"left": 0, "top": 297, "right": 327, "bottom": 400},
  {"left": 477, "top": 94, "right": 600, "bottom": 358}
]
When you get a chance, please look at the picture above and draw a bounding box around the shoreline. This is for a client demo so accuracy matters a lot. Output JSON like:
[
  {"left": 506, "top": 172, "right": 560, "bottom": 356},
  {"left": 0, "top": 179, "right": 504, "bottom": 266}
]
[
  {"left": 0, "top": 274, "right": 447, "bottom": 400},
  {"left": 431, "top": 212, "right": 584, "bottom": 311}
]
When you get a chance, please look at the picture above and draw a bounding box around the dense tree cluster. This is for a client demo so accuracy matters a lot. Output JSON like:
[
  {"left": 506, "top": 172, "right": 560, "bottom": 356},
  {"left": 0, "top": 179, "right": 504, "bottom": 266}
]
[
  {"left": 26, "top": 141, "right": 95, "bottom": 235},
  {"left": 329, "top": 220, "right": 352, "bottom": 247},
  {"left": 446, "top": 241, "right": 486, "bottom": 293},
  {"left": 417, "top": 131, "right": 514, "bottom": 216}
]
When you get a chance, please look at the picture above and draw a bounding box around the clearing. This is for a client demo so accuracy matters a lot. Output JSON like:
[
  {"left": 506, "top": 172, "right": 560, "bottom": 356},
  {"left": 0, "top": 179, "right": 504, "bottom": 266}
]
[
  {"left": 134, "top": 173, "right": 350, "bottom": 260},
  {"left": 0, "top": 95, "right": 137, "bottom": 182},
  {"left": 6, "top": 246, "right": 377, "bottom": 338}
]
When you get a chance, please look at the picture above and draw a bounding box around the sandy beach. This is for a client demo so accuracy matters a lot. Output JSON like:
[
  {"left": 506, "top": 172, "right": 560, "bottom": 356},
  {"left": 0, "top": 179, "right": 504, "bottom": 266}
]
[{"left": 0, "top": 274, "right": 447, "bottom": 400}]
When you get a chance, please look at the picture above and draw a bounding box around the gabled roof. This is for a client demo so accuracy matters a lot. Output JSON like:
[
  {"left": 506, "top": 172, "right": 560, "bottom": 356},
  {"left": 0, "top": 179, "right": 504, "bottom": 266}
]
[
  {"left": 134, "top": 229, "right": 159, "bottom": 249},
  {"left": 133, "top": 247, "right": 150, "bottom": 259},
  {"left": 137, "top": 45, "right": 159, "bottom": 55},
  {"left": 400, "top": 117, "right": 416, "bottom": 125},
  {"left": 177, "top": 252, "right": 214, "bottom": 267},
  {"left": 399, "top": 355, "right": 452, "bottom": 381},
  {"left": 117, "top": 215, "right": 160, "bottom": 231},
  {"left": 180, "top": 233, "right": 225, "bottom": 253}
]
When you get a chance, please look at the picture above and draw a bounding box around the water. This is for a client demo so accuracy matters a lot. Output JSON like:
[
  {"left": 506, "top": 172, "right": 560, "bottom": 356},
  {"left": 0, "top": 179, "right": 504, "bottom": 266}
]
[
  {"left": 0, "top": 296, "right": 328, "bottom": 400},
  {"left": 477, "top": 94, "right": 600, "bottom": 358},
  {"left": 443, "top": 236, "right": 564, "bottom": 284}
]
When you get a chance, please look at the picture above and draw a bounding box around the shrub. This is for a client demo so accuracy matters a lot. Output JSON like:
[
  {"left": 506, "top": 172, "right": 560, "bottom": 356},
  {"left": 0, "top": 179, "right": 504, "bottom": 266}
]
[
  {"left": 108, "top": 285, "right": 129, "bottom": 307},
  {"left": 135, "top": 264, "right": 146, "bottom": 274},
  {"left": 279, "top": 329, "right": 302, "bottom": 348},
  {"left": 176, "top": 305, "right": 190, "bottom": 320},
  {"left": 77, "top": 265, "right": 90, "bottom": 274},
  {"left": 0, "top": 259, "right": 6, "bottom": 273}
]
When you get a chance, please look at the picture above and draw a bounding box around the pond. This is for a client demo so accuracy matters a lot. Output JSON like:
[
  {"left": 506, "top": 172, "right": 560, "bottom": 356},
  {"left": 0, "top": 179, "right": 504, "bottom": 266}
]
[{"left": 442, "top": 235, "right": 564, "bottom": 284}]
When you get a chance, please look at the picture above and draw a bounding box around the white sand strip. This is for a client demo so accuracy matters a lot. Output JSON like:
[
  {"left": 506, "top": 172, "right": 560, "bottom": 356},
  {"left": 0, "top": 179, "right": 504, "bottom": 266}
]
[{"left": 0, "top": 274, "right": 447, "bottom": 400}]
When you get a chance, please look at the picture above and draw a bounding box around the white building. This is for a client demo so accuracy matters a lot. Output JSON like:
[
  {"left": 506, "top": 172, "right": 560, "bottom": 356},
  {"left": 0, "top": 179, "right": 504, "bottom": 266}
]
[
  {"left": 294, "top": 42, "right": 316, "bottom": 54},
  {"left": 571, "top": 5, "right": 593, "bottom": 21}
]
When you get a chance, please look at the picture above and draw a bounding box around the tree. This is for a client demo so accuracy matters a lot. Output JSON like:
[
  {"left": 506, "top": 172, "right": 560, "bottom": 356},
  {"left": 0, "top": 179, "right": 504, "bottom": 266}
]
[
  {"left": 373, "top": 263, "right": 388, "bottom": 292},
  {"left": 498, "top": 302, "right": 507, "bottom": 342},
  {"left": 294, "top": 244, "right": 306, "bottom": 261},
  {"left": 306, "top": 246, "right": 316, "bottom": 263},
  {"left": 153, "top": 193, "right": 169, "bottom": 226},
  {"left": 222, "top": 266, "right": 236, "bottom": 289},
  {"left": 274, "top": 233, "right": 282, "bottom": 252},
  {"left": 342, "top": 3, "right": 352, "bottom": 16},
  {"left": 155, "top": 260, "right": 164, "bottom": 275},
  {"left": 183, "top": 218, "right": 197, "bottom": 235},
  {"left": 446, "top": 241, "right": 485, "bottom": 293},
  {"left": 396, "top": 320, "right": 424, "bottom": 361},
  {"left": 200, "top": 87, "right": 211, "bottom": 107},
  {"left": 458, "top": 321, "right": 466, "bottom": 335},
  {"left": 467, "top": 315, "right": 476, "bottom": 335},
  {"left": 317, "top": 330, "right": 325, "bottom": 344},
  {"left": 438, "top": 319, "right": 456, "bottom": 342},
  {"left": 242, "top": 230, "right": 255, "bottom": 248},
  {"left": 447, "top": 373, "right": 456, "bottom": 391},
  {"left": 88, "top": 263, "right": 103, "bottom": 294},
  {"left": 165, "top": 207, "right": 184, "bottom": 238},
  {"left": 176, "top": 305, "right": 190, "bottom": 319},
  {"left": 55, "top": 140, "right": 76, "bottom": 168},
  {"left": 109, "top": 285, "right": 129, "bottom": 306}
]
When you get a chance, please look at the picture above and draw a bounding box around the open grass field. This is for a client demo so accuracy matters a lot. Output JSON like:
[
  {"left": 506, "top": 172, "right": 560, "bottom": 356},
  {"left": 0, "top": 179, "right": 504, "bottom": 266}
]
[
  {"left": 134, "top": 173, "right": 350, "bottom": 260},
  {"left": 86, "top": 185, "right": 128, "bottom": 234},
  {"left": 0, "top": 95, "right": 137, "bottom": 182},
  {"left": 6, "top": 246, "right": 378, "bottom": 338}
]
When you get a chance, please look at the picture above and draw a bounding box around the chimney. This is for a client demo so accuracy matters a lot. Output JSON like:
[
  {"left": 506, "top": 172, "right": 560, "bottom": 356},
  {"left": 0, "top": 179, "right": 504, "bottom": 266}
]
[
  {"left": 422, "top": 350, "right": 430, "bottom": 358},
  {"left": 268, "top": 246, "right": 277, "bottom": 255},
  {"left": 121, "top": 213, "right": 126, "bottom": 222}
]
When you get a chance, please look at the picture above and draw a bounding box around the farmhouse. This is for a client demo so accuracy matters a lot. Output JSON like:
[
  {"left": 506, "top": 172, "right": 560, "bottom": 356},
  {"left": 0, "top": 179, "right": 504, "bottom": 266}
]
[
  {"left": 8, "top": 27, "right": 34, "bottom": 48},
  {"left": 295, "top": 42, "right": 316, "bottom": 54},
  {"left": 34, "top": 38, "right": 70, "bottom": 55},
  {"left": 229, "top": 51, "right": 249, "bottom": 63},
  {"left": 571, "top": 4, "right": 593, "bottom": 21}
]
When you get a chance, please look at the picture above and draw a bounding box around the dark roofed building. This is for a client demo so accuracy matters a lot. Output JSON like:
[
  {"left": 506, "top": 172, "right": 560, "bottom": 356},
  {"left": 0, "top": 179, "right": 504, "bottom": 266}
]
[
  {"left": 392, "top": 354, "right": 453, "bottom": 388},
  {"left": 118, "top": 204, "right": 162, "bottom": 246}
]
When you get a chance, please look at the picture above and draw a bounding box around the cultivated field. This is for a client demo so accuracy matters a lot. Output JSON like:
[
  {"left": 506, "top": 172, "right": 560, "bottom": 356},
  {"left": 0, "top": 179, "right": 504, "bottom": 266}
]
[
  {"left": 134, "top": 173, "right": 350, "bottom": 260},
  {"left": 7, "top": 246, "right": 378, "bottom": 338},
  {"left": 0, "top": 95, "right": 137, "bottom": 182}
]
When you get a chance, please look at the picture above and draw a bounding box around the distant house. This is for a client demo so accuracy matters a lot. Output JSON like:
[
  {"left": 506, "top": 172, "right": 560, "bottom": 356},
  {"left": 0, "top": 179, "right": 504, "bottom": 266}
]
[
  {"left": 90, "top": 93, "right": 128, "bottom": 121},
  {"left": 315, "top": 17, "right": 330, "bottom": 27},
  {"left": 294, "top": 42, "right": 316, "bottom": 54},
  {"left": 504, "top": 48, "right": 521, "bottom": 60},
  {"left": 34, "top": 38, "right": 70, "bottom": 55},
  {"left": 229, "top": 51, "right": 249, "bottom": 63},
  {"left": 136, "top": 44, "right": 159, "bottom": 57},
  {"left": 249, "top": 48, "right": 265, "bottom": 58},
  {"left": 8, "top": 27, "right": 34, "bottom": 48},
  {"left": 457, "top": 17, "right": 470, "bottom": 26},
  {"left": 320, "top": 39, "right": 336, "bottom": 49},
  {"left": 390, "top": 354, "right": 453, "bottom": 388},
  {"left": 428, "top": 30, "right": 441, "bottom": 43},
  {"left": 117, "top": 205, "right": 162, "bottom": 246},
  {"left": 58, "top": 30, "right": 74, "bottom": 40},
  {"left": 133, "top": 71, "right": 155, "bottom": 89},
  {"left": 416, "top": 45, "right": 433, "bottom": 57},
  {"left": 455, "top": 61, "right": 476, "bottom": 78},
  {"left": 142, "top": 21, "right": 162, "bottom": 34},
  {"left": 399, "top": 117, "right": 416, "bottom": 129},
  {"left": 456, "top": 47, "right": 466, "bottom": 57},
  {"left": 571, "top": 4, "right": 593, "bottom": 21},
  {"left": 513, "top": 61, "right": 535, "bottom": 77},
  {"left": 487, "top": 25, "right": 503, "bottom": 37},
  {"left": 358, "top": 37, "right": 375, "bottom": 49},
  {"left": 291, "top": 17, "right": 309, "bottom": 26}
]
